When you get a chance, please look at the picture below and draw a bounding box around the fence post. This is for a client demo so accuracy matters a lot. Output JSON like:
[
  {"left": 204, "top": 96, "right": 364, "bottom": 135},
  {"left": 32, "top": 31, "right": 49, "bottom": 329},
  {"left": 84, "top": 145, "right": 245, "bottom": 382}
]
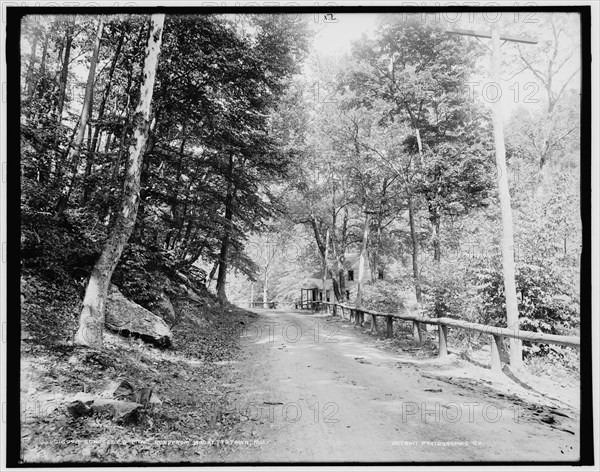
[
  {"left": 412, "top": 321, "right": 422, "bottom": 345},
  {"left": 491, "top": 334, "right": 503, "bottom": 372},
  {"left": 371, "top": 314, "right": 377, "bottom": 334},
  {"left": 438, "top": 324, "right": 448, "bottom": 358},
  {"left": 333, "top": 304, "right": 337, "bottom": 317},
  {"left": 386, "top": 316, "right": 393, "bottom": 338}
]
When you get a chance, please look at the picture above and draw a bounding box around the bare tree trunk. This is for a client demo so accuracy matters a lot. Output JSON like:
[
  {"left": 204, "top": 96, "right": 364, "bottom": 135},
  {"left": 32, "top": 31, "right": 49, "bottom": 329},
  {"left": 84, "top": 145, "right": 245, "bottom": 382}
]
[
  {"left": 216, "top": 154, "right": 235, "bottom": 303},
  {"left": 263, "top": 272, "right": 269, "bottom": 308},
  {"left": 75, "top": 14, "right": 165, "bottom": 348},
  {"left": 215, "top": 234, "right": 230, "bottom": 302},
  {"left": 56, "top": 22, "right": 74, "bottom": 125},
  {"left": 491, "top": 23, "right": 522, "bottom": 371},
  {"left": 35, "top": 27, "right": 51, "bottom": 103},
  {"left": 431, "top": 211, "right": 441, "bottom": 262},
  {"left": 355, "top": 211, "right": 370, "bottom": 310},
  {"left": 338, "top": 208, "right": 349, "bottom": 300},
  {"left": 371, "top": 178, "right": 388, "bottom": 283},
  {"left": 408, "top": 197, "right": 422, "bottom": 303},
  {"left": 371, "top": 225, "right": 380, "bottom": 284},
  {"left": 56, "top": 18, "right": 104, "bottom": 215}
]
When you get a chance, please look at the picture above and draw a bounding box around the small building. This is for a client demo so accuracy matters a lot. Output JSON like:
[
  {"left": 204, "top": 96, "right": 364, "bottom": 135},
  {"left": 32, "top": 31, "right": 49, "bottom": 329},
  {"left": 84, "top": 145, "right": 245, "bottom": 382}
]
[{"left": 297, "top": 253, "right": 384, "bottom": 308}]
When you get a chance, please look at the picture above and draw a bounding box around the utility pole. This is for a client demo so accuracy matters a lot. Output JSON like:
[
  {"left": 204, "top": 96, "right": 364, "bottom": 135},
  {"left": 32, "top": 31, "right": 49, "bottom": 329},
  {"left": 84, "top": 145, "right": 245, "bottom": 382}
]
[
  {"left": 446, "top": 23, "right": 537, "bottom": 373},
  {"left": 323, "top": 228, "right": 329, "bottom": 302}
]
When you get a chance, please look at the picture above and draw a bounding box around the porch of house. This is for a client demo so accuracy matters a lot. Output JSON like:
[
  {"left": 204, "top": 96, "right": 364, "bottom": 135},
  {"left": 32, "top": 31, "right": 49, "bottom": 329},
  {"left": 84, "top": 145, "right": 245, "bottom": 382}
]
[{"left": 296, "top": 280, "right": 335, "bottom": 309}]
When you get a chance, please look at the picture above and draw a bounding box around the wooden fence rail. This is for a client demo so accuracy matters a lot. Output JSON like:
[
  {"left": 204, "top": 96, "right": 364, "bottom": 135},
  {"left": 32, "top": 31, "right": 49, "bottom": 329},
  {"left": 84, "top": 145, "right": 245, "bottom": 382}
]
[
  {"left": 238, "top": 301, "right": 278, "bottom": 309},
  {"left": 295, "top": 300, "right": 319, "bottom": 310},
  {"left": 313, "top": 301, "right": 579, "bottom": 372}
]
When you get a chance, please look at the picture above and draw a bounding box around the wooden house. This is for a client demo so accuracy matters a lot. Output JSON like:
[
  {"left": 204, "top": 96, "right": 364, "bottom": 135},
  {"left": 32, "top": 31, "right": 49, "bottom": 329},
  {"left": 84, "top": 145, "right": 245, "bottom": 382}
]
[{"left": 297, "top": 253, "right": 384, "bottom": 308}]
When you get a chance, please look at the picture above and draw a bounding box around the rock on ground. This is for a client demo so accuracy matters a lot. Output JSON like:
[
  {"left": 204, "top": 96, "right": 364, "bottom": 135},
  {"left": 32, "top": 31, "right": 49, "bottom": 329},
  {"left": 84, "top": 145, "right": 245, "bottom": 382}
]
[{"left": 105, "top": 285, "right": 173, "bottom": 348}]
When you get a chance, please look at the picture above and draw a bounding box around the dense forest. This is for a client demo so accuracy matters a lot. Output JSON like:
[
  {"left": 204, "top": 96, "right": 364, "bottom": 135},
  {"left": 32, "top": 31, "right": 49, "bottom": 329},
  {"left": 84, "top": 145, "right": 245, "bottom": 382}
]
[{"left": 20, "top": 12, "right": 580, "bottom": 365}]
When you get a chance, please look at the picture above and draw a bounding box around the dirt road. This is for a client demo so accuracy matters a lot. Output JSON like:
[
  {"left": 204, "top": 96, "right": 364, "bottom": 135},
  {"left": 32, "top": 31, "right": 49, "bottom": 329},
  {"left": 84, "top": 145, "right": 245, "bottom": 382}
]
[{"left": 208, "top": 309, "right": 579, "bottom": 463}]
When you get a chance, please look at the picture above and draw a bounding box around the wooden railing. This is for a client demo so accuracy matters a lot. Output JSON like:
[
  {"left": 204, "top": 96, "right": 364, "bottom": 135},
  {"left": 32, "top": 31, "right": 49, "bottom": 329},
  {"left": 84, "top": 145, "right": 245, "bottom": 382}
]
[
  {"left": 238, "top": 301, "right": 278, "bottom": 309},
  {"left": 314, "top": 301, "right": 580, "bottom": 372},
  {"left": 295, "top": 300, "right": 319, "bottom": 310}
]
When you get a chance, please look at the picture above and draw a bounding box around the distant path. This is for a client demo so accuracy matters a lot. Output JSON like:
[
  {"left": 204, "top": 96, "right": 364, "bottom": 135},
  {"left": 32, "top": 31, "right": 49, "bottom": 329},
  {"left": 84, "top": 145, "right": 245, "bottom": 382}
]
[{"left": 209, "top": 308, "right": 579, "bottom": 463}]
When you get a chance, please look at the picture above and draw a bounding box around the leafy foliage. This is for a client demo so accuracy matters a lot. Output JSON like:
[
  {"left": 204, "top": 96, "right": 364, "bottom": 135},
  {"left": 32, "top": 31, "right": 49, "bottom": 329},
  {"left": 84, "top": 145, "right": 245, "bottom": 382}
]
[
  {"left": 476, "top": 262, "right": 579, "bottom": 356},
  {"left": 359, "top": 280, "right": 406, "bottom": 314},
  {"left": 421, "top": 262, "right": 471, "bottom": 319}
]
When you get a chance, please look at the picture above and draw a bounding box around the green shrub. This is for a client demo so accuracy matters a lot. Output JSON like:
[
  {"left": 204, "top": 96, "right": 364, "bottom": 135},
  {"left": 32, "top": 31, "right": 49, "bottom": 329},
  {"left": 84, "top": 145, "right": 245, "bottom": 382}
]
[
  {"left": 475, "top": 262, "right": 579, "bottom": 357},
  {"left": 421, "top": 262, "right": 471, "bottom": 319},
  {"left": 360, "top": 280, "right": 405, "bottom": 313}
]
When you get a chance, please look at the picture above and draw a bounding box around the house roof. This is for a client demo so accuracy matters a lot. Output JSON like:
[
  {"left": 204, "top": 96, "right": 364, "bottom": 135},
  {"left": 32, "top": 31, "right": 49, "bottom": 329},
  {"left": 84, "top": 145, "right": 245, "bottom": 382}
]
[
  {"left": 309, "top": 252, "right": 369, "bottom": 279},
  {"left": 302, "top": 278, "right": 334, "bottom": 290}
]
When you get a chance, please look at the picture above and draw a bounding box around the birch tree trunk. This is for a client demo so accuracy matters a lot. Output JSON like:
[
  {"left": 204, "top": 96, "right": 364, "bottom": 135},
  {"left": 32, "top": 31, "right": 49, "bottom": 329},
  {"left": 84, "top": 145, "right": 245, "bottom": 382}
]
[{"left": 75, "top": 14, "right": 165, "bottom": 348}]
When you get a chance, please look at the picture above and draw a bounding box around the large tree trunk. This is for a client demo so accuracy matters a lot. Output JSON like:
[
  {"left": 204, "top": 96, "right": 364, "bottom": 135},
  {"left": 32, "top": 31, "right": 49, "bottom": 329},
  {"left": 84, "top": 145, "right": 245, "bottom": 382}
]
[
  {"left": 56, "top": 18, "right": 104, "bottom": 215},
  {"left": 56, "top": 22, "right": 74, "bottom": 125},
  {"left": 263, "top": 272, "right": 269, "bottom": 308},
  {"left": 35, "top": 27, "right": 51, "bottom": 103},
  {"left": 430, "top": 210, "right": 441, "bottom": 262},
  {"left": 355, "top": 211, "right": 370, "bottom": 310},
  {"left": 490, "top": 23, "right": 522, "bottom": 371},
  {"left": 216, "top": 154, "right": 235, "bottom": 303},
  {"left": 75, "top": 14, "right": 165, "bottom": 348},
  {"left": 371, "top": 178, "right": 388, "bottom": 282},
  {"left": 408, "top": 197, "right": 422, "bottom": 304},
  {"left": 338, "top": 208, "right": 349, "bottom": 300}
]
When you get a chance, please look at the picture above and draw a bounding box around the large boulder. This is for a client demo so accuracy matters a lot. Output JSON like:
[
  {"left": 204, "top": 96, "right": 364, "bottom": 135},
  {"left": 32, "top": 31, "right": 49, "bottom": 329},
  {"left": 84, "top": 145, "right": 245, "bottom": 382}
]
[{"left": 105, "top": 285, "right": 172, "bottom": 348}]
